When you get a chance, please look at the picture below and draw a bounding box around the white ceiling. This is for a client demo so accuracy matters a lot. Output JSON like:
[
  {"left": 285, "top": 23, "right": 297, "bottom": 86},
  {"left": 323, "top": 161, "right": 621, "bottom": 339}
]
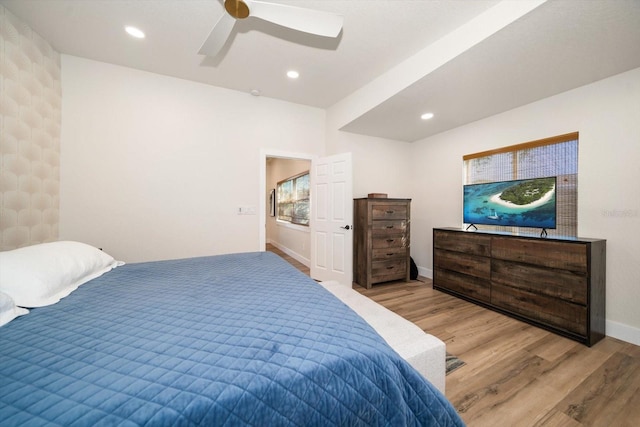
[{"left": 3, "top": 0, "right": 640, "bottom": 142}]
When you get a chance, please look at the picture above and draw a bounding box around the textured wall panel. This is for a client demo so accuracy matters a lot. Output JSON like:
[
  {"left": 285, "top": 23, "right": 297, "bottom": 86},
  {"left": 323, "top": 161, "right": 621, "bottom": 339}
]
[{"left": 1, "top": 5, "right": 61, "bottom": 250}]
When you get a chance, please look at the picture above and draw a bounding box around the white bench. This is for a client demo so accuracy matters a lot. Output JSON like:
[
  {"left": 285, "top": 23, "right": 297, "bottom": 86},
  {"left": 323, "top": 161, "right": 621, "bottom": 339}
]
[{"left": 320, "top": 281, "right": 446, "bottom": 393}]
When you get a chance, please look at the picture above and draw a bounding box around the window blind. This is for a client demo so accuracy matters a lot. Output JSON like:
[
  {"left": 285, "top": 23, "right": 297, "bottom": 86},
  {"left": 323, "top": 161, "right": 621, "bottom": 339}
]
[{"left": 463, "top": 132, "right": 578, "bottom": 237}]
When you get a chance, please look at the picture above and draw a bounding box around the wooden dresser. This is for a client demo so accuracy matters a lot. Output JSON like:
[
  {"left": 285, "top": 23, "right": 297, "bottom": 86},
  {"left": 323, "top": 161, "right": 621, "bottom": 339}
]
[
  {"left": 354, "top": 198, "right": 411, "bottom": 289},
  {"left": 433, "top": 227, "right": 606, "bottom": 346}
]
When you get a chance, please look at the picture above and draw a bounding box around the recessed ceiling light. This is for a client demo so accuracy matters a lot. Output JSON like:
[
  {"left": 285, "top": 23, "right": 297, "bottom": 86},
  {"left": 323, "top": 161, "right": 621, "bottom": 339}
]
[
  {"left": 125, "top": 26, "right": 145, "bottom": 39},
  {"left": 286, "top": 70, "right": 299, "bottom": 79},
  {"left": 421, "top": 112, "right": 434, "bottom": 120}
]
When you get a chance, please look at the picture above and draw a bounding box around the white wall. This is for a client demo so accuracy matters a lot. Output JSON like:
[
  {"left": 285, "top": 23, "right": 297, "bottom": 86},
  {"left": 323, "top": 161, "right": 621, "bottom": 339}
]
[
  {"left": 409, "top": 67, "right": 640, "bottom": 344},
  {"left": 60, "top": 55, "right": 325, "bottom": 262},
  {"left": 266, "top": 158, "right": 311, "bottom": 264},
  {"left": 326, "top": 130, "right": 413, "bottom": 199}
]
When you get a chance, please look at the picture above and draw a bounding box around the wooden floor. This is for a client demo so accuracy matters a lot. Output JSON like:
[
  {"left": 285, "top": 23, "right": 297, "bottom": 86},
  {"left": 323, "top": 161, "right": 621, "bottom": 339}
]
[{"left": 268, "top": 245, "right": 640, "bottom": 427}]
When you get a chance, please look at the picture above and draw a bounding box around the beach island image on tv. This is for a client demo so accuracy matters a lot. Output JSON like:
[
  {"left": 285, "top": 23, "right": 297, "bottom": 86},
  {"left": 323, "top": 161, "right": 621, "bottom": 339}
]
[{"left": 463, "top": 177, "right": 557, "bottom": 229}]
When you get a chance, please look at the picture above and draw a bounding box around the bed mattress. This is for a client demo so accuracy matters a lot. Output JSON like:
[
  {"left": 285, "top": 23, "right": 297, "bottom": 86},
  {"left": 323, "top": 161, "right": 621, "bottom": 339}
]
[{"left": 0, "top": 251, "right": 463, "bottom": 426}]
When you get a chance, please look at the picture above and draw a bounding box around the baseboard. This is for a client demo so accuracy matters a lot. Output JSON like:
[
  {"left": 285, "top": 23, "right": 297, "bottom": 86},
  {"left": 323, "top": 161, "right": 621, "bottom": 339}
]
[
  {"left": 268, "top": 241, "right": 310, "bottom": 267},
  {"left": 606, "top": 320, "right": 640, "bottom": 346},
  {"left": 418, "top": 266, "right": 433, "bottom": 280}
]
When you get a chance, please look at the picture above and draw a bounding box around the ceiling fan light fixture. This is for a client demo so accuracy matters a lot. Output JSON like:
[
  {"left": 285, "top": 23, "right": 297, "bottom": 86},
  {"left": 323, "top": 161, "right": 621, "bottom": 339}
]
[
  {"left": 225, "top": 0, "right": 250, "bottom": 19},
  {"left": 200, "top": 0, "right": 343, "bottom": 57},
  {"left": 125, "top": 26, "right": 145, "bottom": 39}
]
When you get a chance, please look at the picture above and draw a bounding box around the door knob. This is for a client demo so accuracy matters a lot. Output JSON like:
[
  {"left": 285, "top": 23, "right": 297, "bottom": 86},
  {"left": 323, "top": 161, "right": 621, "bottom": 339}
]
[{"left": 340, "top": 225, "right": 351, "bottom": 230}]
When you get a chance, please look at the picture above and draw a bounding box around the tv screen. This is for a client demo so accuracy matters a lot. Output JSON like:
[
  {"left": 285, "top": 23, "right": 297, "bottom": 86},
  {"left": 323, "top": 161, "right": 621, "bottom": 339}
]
[{"left": 463, "top": 177, "right": 557, "bottom": 229}]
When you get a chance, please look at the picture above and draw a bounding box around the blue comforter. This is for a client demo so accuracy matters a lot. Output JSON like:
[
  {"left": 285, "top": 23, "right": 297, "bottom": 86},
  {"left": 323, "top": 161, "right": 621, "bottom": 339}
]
[{"left": 0, "top": 252, "right": 463, "bottom": 426}]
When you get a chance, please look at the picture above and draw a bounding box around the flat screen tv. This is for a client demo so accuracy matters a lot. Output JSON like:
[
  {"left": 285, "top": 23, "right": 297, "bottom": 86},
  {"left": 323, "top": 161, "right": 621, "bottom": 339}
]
[{"left": 463, "top": 176, "right": 557, "bottom": 230}]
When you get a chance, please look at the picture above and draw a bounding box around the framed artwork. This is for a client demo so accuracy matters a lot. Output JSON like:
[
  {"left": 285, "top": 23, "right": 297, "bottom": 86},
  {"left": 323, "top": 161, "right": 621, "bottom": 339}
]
[{"left": 269, "top": 189, "right": 276, "bottom": 217}]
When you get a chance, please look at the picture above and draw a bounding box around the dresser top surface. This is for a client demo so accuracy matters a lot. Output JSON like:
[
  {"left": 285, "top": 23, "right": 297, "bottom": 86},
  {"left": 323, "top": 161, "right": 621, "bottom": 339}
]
[
  {"left": 434, "top": 227, "right": 605, "bottom": 243},
  {"left": 355, "top": 198, "right": 411, "bottom": 201}
]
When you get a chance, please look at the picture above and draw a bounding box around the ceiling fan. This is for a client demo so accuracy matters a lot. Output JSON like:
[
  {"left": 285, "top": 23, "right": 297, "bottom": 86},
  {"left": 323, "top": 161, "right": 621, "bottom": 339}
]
[{"left": 199, "top": 0, "right": 344, "bottom": 57}]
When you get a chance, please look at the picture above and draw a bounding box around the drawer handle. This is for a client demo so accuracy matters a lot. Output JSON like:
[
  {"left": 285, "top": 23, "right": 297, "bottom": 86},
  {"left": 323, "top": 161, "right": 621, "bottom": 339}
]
[
  {"left": 386, "top": 210, "right": 395, "bottom": 214},
  {"left": 386, "top": 239, "right": 395, "bottom": 243},
  {"left": 386, "top": 225, "right": 394, "bottom": 229},
  {"left": 386, "top": 266, "right": 395, "bottom": 270},
  {"left": 386, "top": 253, "right": 394, "bottom": 256}
]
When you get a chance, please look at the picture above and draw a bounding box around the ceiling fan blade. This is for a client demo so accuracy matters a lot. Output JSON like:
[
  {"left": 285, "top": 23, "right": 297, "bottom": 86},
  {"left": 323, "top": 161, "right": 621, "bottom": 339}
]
[
  {"left": 198, "top": 12, "right": 237, "bottom": 56},
  {"left": 248, "top": 0, "right": 343, "bottom": 38}
]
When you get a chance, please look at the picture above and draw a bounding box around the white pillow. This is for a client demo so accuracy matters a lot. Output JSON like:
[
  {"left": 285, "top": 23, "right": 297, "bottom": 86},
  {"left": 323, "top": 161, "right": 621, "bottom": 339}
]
[
  {"left": 0, "top": 241, "right": 124, "bottom": 308},
  {"left": 0, "top": 291, "right": 29, "bottom": 326}
]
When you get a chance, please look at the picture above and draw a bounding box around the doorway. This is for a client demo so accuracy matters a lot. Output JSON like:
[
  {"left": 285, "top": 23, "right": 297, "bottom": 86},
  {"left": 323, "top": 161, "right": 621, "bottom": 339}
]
[
  {"left": 259, "top": 150, "right": 353, "bottom": 285},
  {"left": 264, "top": 155, "right": 311, "bottom": 267}
]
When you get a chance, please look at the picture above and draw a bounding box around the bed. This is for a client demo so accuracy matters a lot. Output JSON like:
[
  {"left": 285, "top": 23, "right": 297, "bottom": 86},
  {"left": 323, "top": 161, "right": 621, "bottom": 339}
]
[{"left": 0, "top": 242, "right": 463, "bottom": 426}]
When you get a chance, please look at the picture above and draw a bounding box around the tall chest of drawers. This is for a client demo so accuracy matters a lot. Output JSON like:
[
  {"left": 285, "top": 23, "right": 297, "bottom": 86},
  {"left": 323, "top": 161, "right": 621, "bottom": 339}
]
[{"left": 353, "top": 198, "right": 411, "bottom": 289}]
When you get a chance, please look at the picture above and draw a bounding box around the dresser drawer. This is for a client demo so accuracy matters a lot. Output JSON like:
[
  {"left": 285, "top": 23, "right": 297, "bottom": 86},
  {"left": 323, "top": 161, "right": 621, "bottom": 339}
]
[
  {"left": 492, "top": 259, "right": 587, "bottom": 305},
  {"left": 372, "top": 235, "right": 408, "bottom": 249},
  {"left": 491, "top": 283, "right": 587, "bottom": 336},
  {"left": 372, "top": 246, "right": 407, "bottom": 261},
  {"left": 434, "top": 230, "right": 491, "bottom": 257},
  {"left": 371, "top": 220, "right": 408, "bottom": 236},
  {"left": 434, "top": 248, "right": 490, "bottom": 280},
  {"left": 434, "top": 268, "right": 490, "bottom": 302},
  {"left": 371, "top": 204, "right": 408, "bottom": 220},
  {"left": 371, "top": 259, "right": 407, "bottom": 283},
  {"left": 492, "top": 237, "right": 587, "bottom": 272}
]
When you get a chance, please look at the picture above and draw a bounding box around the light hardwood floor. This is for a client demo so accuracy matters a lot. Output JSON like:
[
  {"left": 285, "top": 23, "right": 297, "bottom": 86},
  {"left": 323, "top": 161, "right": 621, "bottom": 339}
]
[{"left": 268, "top": 245, "right": 640, "bottom": 427}]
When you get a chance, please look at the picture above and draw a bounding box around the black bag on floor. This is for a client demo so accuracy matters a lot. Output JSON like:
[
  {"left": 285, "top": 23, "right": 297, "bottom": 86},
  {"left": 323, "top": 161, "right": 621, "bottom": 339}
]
[{"left": 410, "top": 257, "right": 418, "bottom": 280}]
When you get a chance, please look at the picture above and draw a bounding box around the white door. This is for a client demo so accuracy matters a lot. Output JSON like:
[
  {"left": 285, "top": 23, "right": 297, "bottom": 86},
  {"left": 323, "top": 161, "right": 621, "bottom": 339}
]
[{"left": 310, "top": 153, "right": 353, "bottom": 285}]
